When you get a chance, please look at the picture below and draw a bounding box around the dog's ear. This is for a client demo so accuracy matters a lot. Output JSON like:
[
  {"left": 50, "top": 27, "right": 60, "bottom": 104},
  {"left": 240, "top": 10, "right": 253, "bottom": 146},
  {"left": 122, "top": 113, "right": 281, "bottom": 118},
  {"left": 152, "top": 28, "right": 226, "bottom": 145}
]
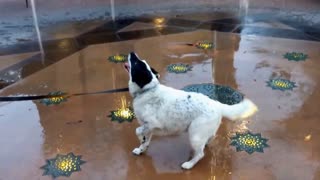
[{"left": 151, "top": 67, "right": 160, "bottom": 79}]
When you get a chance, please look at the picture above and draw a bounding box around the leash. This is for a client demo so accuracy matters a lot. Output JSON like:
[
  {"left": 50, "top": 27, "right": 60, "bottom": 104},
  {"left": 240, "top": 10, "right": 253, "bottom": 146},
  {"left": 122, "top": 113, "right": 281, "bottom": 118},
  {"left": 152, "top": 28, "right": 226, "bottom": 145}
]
[{"left": 0, "top": 87, "right": 129, "bottom": 102}]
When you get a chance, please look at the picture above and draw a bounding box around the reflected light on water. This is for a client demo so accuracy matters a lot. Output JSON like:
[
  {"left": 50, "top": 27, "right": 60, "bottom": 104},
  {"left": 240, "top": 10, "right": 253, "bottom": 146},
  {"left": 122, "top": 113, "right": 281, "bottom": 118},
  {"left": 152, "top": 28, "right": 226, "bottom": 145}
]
[
  {"left": 115, "top": 107, "right": 133, "bottom": 119},
  {"left": 154, "top": 17, "right": 165, "bottom": 28},
  {"left": 120, "top": 96, "right": 127, "bottom": 108},
  {"left": 109, "top": 96, "right": 135, "bottom": 123},
  {"left": 58, "top": 40, "right": 71, "bottom": 49},
  {"left": 117, "top": 97, "right": 132, "bottom": 119},
  {"left": 234, "top": 120, "right": 250, "bottom": 133},
  {"left": 304, "top": 134, "right": 312, "bottom": 141}
]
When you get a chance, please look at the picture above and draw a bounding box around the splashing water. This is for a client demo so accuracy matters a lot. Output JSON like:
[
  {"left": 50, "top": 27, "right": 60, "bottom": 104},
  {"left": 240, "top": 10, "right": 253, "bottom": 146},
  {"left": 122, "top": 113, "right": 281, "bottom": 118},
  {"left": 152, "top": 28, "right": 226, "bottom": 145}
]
[
  {"left": 30, "top": 0, "right": 45, "bottom": 63},
  {"left": 212, "top": 30, "right": 217, "bottom": 84},
  {"left": 110, "top": 0, "right": 115, "bottom": 21},
  {"left": 239, "top": 0, "right": 249, "bottom": 22}
]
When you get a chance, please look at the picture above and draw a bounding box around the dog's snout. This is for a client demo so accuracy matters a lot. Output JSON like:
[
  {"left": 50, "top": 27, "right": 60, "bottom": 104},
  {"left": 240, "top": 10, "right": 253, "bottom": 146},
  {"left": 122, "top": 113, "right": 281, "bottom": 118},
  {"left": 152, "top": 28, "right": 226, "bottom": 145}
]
[
  {"left": 129, "top": 52, "right": 140, "bottom": 62},
  {"left": 129, "top": 52, "right": 136, "bottom": 57}
]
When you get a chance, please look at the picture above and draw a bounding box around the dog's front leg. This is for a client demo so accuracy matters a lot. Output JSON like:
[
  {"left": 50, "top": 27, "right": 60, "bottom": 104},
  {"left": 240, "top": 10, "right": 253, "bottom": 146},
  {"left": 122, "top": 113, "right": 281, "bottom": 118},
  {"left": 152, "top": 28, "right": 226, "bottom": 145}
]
[{"left": 132, "top": 125, "right": 153, "bottom": 155}]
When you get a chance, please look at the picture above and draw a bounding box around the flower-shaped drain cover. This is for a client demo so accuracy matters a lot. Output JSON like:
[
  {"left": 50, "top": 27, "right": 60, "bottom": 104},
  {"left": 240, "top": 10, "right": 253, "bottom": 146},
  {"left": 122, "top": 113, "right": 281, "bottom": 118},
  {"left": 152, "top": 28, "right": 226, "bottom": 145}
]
[
  {"left": 167, "top": 63, "right": 192, "bottom": 74},
  {"left": 108, "top": 107, "right": 135, "bottom": 123},
  {"left": 195, "top": 41, "right": 214, "bottom": 50},
  {"left": 39, "top": 91, "right": 68, "bottom": 105},
  {"left": 230, "top": 131, "right": 269, "bottom": 154},
  {"left": 283, "top": 52, "right": 308, "bottom": 61},
  {"left": 41, "top": 152, "right": 85, "bottom": 178},
  {"left": 108, "top": 54, "right": 128, "bottom": 63},
  {"left": 266, "top": 78, "right": 297, "bottom": 91}
]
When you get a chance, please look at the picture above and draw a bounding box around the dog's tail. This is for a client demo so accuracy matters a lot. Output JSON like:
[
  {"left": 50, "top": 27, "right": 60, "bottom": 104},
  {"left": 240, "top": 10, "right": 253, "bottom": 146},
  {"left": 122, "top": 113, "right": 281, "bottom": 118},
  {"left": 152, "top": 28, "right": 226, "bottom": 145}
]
[{"left": 219, "top": 98, "right": 258, "bottom": 121}]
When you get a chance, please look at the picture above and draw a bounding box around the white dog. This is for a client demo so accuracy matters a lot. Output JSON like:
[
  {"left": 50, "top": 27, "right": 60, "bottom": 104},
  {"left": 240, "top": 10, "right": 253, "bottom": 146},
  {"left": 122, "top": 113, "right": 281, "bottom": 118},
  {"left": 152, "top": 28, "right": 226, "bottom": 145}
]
[{"left": 123, "top": 52, "right": 258, "bottom": 169}]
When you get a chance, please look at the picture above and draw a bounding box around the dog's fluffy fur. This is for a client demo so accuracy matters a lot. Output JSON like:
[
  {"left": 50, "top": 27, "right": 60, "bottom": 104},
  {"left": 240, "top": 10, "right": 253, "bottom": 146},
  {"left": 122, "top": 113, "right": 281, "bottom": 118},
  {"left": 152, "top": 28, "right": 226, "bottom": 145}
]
[{"left": 124, "top": 52, "right": 258, "bottom": 169}]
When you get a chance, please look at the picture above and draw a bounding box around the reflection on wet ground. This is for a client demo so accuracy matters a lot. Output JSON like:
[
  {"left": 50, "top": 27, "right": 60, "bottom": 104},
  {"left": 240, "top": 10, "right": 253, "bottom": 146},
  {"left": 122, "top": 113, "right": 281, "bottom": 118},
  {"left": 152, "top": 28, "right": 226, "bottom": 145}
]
[
  {"left": 1, "top": 12, "right": 320, "bottom": 90},
  {"left": 0, "top": 22, "right": 320, "bottom": 180}
]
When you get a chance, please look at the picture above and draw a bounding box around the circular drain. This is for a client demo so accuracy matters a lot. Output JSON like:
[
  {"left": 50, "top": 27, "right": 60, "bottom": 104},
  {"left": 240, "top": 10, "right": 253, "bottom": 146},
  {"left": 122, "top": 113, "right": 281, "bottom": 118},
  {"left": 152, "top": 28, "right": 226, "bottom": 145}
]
[{"left": 181, "top": 83, "right": 244, "bottom": 105}]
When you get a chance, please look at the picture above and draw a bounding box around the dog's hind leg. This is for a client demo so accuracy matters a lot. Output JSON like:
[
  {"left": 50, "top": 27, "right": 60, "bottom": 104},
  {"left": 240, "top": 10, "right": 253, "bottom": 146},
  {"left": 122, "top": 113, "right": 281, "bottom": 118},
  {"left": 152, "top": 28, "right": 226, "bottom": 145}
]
[
  {"left": 181, "top": 116, "right": 220, "bottom": 170},
  {"left": 132, "top": 125, "right": 153, "bottom": 155}
]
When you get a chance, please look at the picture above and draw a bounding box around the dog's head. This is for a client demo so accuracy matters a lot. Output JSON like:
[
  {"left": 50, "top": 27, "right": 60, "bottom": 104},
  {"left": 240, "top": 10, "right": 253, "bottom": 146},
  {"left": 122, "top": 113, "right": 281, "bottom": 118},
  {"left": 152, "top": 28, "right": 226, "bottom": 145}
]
[{"left": 124, "top": 52, "right": 160, "bottom": 97}]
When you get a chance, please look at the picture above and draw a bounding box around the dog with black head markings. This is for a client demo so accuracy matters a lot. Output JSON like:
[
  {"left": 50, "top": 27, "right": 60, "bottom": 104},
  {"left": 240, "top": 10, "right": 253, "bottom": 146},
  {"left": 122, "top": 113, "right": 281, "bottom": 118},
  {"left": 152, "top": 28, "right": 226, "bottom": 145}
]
[{"left": 124, "top": 52, "right": 258, "bottom": 169}]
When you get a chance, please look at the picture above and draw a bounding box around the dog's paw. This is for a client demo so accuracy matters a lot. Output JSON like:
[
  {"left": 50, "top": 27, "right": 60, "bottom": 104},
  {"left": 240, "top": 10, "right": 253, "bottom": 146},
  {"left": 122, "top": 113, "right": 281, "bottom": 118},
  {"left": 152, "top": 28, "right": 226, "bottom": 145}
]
[
  {"left": 132, "top": 148, "right": 143, "bottom": 155},
  {"left": 181, "top": 162, "right": 194, "bottom": 170}
]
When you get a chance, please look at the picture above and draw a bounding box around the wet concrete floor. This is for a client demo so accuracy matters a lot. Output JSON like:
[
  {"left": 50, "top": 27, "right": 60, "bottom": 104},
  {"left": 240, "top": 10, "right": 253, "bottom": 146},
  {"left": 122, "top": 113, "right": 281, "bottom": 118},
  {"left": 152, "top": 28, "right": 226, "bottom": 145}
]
[{"left": 0, "top": 29, "right": 320, "bottom": 180}]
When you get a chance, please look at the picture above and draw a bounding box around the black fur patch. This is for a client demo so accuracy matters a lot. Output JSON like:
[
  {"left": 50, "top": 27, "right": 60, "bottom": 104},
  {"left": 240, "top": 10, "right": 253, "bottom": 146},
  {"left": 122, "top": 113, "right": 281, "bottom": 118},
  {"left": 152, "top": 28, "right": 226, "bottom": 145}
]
[{"left": 130, "top": 52, "right": 153, "bottom": 88}]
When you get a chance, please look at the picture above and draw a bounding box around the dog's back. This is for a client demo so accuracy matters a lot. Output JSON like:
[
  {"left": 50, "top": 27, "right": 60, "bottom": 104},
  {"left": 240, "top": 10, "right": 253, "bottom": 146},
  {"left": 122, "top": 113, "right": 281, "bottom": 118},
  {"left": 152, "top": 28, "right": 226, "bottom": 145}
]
[
  {"left": 133, "top": 84, "right": 222, "bottom": 135},
  {"left": 133, "top": 84, "right": 257, "bottom": 136}
]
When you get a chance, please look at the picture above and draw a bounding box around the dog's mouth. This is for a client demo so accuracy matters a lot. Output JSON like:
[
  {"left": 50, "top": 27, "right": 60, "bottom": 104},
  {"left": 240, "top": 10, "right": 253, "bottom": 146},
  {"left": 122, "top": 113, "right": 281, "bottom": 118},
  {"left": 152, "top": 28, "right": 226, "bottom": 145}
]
[{"left": 124, "top": 62, "right": 130, "bottom": 73}]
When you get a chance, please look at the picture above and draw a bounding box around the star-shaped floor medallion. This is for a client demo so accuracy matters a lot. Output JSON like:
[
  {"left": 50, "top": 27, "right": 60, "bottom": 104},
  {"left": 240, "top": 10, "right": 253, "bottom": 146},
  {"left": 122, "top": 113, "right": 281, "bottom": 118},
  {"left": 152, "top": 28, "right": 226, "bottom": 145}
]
[
  {"left": 108, "top": 54, "right": 128, "bottom": 63},
  {"left": 167, "top": 63, "right": 192, "bottom": 74},
  {"left": 195, "top": 41, "right": 214, "bottom": 50},
  {"left": 39, "top": 91, "right": 68, "bottom": 105},
  {"left": 266, "top": 78, "right": 297, "bottom": 91},
  {"left": 108, "top": 107, "right": 135, "bottom": 123},
  {"left": 283, "top": 52, "right": 308, "bottom": 61},
  {"left": 230, "top": 131, "right": 269, "bottom": 154},
  {"left": 41, "top": 152, "right": 85, "bottom": 178}
]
